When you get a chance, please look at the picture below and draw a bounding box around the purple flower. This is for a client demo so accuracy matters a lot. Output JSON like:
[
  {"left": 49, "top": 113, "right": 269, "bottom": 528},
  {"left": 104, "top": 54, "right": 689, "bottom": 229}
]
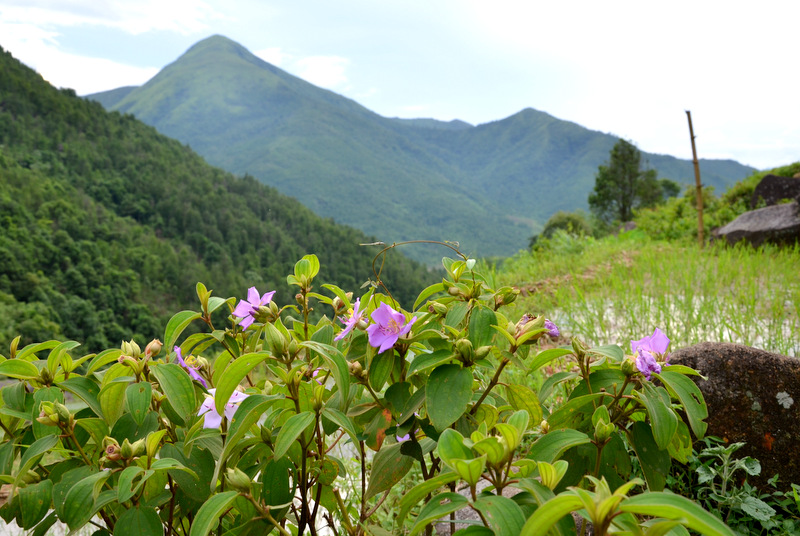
[
  {"left": 197, "top": 388, "right": 249, "bottom": 429},
  {"left": 232, "top": 287, "right": 276, "bottom": 330},
  {"left": 334, "top": 298, "right": 365, "bottom": 341},
  {"left": 366, "top": 303, "right": 417, "bottom": 353},
  {"left": 174, "top": 346, "right": 207, "bottom": 388},
  {"left": 631, "top": 328, "right": 671, "bottom": 380},
  {"left": 545, "top": 319, "right": 560, "bottom": 338}
]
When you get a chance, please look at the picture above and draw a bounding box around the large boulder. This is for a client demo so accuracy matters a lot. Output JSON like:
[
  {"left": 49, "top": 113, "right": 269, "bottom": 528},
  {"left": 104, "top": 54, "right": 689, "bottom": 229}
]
[
  {"left": 751, "top": 174, "right": 800, "bottom": 209},
  {"left": 671, "top": 342, "right": 800, "bottom": 489},
  {"left": 712, "top": 200, "right": 800, "bottom": 247}
]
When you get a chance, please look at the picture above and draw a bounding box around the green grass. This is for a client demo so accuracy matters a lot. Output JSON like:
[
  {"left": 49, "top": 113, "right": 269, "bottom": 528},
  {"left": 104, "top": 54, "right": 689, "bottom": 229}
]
[{"left": 498, "top": 232, "right": 800, "bottom": 357}]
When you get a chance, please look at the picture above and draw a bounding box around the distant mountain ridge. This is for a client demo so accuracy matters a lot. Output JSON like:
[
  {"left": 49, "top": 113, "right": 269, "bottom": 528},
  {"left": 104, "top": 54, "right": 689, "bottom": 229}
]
[{"left": 89, "top": 35, "right": 755, "bottom": 263}]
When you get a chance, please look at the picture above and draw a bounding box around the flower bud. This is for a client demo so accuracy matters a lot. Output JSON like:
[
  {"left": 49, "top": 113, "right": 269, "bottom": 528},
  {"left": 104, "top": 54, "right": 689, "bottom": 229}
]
[
  {"left": 9, "top": 335, "right": 20, "bottom": 360},
  {"left": 268, "top": 300, "right": 280, "bottom": 321},
  {"left": 332, "top": 297, "right": 344, "bottom": 313},
  {"left": 296, "top": 293, "right": 305, "bottom": 306},
  {"left": 54, "top": 402, "right": 72, "bottom": 425},
  {"left": 620, "top": 357, "right": 637, "bottom": 377},
  {"left": 456, "top": 338, "right": 474, "bottom": 364},
  {"left": 447, "top": 286, "right": 461, "bottom": 296},
  {"left": 120, "top": 439, "right": 134, "bottom": 459},
  {"left": 144, "top": 339, "right": 163, "bottom": 359},
  {"left": 37, "top": 402, "right": 60, "bottom": 426},
  {"left": 121, "top": 340, "right": 141, "bottom": 359},
  {"left": 572, "top": 338, "right": 589, "bottom": 358},
  {"left": 348, "top": 361, "right": 363, "bottom": 375},
  {"left": 118, "top": 354, "right": 139, "bottom": 368},
  {"left": 540, "top": 420, "right": 550, "bottom": 434},
  {"left": 39, "top": 367, "right": 54, "bottom": 385},
  {"left": 225, "top": 467, "right": 252, "bottom": 493},
  {"left": 493, "top": 287, "right": 519, "bottom": 308},
  {"left": 591, "top": 405, "right": 611, "bottom": 428},
  {"left": 594, "top": 420, "right": 616, "bottom": 442},
  {"left": 475, "top": 345, "right": 492, "bottom": 359},
  {"left": 428, "top": 301, "right": 448, "bottom": 316},
  {"left": 20, "top": 470, "right": 41, "bottom": 485},
  {"left": 103, "top": 437, "right": 121, "bottom": 462}
]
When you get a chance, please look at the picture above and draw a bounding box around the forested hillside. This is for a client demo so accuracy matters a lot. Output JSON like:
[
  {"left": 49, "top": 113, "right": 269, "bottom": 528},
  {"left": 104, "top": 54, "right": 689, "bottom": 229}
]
[
  {"left": 89, "top": 35, "right": 755, "bottom": 263},
  {"left": 0, "top": 46, "right": 434, "bottom": 352}
]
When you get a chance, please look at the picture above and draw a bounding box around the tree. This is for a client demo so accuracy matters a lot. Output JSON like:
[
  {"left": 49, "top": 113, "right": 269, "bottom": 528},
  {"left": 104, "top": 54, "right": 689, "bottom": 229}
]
[{"left": 588, "top": 139, "right": 662, "bottom": 226}]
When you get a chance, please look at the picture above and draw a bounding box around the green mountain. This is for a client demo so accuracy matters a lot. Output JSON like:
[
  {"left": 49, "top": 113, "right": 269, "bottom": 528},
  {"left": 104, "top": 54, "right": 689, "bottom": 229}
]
[
  {"left": 89, "top": 35, "right": 755, "bottom": 263},
  {"left": 0, "top": 45, "right": 434, "bottom": 352}
]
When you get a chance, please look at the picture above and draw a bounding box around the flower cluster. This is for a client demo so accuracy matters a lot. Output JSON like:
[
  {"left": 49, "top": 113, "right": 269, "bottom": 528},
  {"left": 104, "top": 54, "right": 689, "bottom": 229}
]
[
  {"left": 198, "top": 388, "right": 250, "bottom": 429},
  {"left": 233, "top": 286, "right": 276, "bottom": 330},
  {"left": 174, "top": 346, "right": 207, "bottom": 387},
  {"left": 631, "top": 328, "right": 671, "bottom": 380},
  {"left": 333, "top": 299, "right": 416, "bottom": 353}
]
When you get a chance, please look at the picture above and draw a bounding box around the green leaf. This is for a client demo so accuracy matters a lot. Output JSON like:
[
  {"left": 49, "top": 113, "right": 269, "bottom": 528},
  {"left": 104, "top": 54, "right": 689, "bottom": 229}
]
[
  {"left": 437, "top": 429, "right": 473, "bottom": 467},
  {"left": 445, "top": 302, "right": 469, "bottom": 328},
  {"left": 407, "top": 349, "right": 454, "bottom": 378},
  {"left": 62, "top": 470, "right": 112, "bottom": 529},
  {"left": 125, "top": 382, "right": 152, "bottom": 426},
  {"left": 546, "top": 393, "right": 605, "bottom": 429},
  {"left": 261, "top": 457, "right": 295, "bottom": 507},
  {"left": 397, "top": 472, "right": 459, "bottom": 525},
  {"left": 214, "top": 352, "right": 269, "bottom": 417},
  {"left": 0, "top": 359, "right": 40, "bottom": 380},
  {"left": 638, "top": 382, "right": 678, "bottom": 451},
  {"left": 15, "top": 340, "right": 59, "bottom": 361},
  {"left": 368, "top": 350, "right": 394, "bottom": 390},
  {"left": 468, "top": 306, "right": 497, "bottom": 348},
  {"left": 505, "top": 384, "right": 542, "bottom": 424},
  {"left": 620, "top": 492, "right": 736, "bottom": 536},
  {"left": 452, "top": 455, "right": 486, "bottom": 487},
  {"left": 472, "top": 495, "right": 526, "bottom": 536},
  {"left": 529, "top": 347, "right": 573, "bottom": 373},
  {"left": 210, "top": 394, "right": 279, "bottom": 491},
  {"left": 321, "top": 407, "right": 360, "bottom": 448},
  {"left": 150, "top": 363, "right": 197, "bottom": 423},
  {"left": 164, "top": 310, "right": 202, "bottom": 353},
  {"left": 273, "top": 411, "right": 315, "bottom": 459},
  {"left": 527, "top": 429, "right": 592, "bottom": 464},
  {"left": 657, "top": 370, "right": 708, "bottom": 439},
  {"left": 188, "top": 490, "right": 239, "bottom": 536},
  {"left": 17, "top": 436, "right": 59, "bottom": 485},
  {"left": 117, "top": 466, "right": 150, "bottom": 503},
  {"left": 409, "top": 492, "right": 469, "bottom": 536},
  {"left": 58, "top": 377, "right": 103, "bottom": 418},
  {"left": 86, "top": 349, "right": 123, "bottom": 374},
  {"left": 19, "top": 479, "right": 52, "bottom": 529},
  {"left": 519, "top": 492, "right": 584, "bottom": 536},
  {"left": 587, "top": 344, "right": 625, "bottom": 362},
  {"left": 630, "top": 422, "right": 670, "bottom": 491},
  {"left": 365, "top": 442, "right": 414, "bottom": 500},
  {"left": 426, "top": 364, "right": 473, "bottom": 432},
  {"left": 114, "top": 505, "right": 163, "bottom": 536},
  {"left": 413, "top": 283, "right": 448, "bottom": 310}
]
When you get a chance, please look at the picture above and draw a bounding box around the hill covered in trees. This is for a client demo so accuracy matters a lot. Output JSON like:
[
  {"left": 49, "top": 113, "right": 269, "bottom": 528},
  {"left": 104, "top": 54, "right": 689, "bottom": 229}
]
[
  {"left": 89, "top": 35, "right": 756, "bottom": 263},
  {"left": 0, "top": 45, "right": 434, "bottom": 352}
]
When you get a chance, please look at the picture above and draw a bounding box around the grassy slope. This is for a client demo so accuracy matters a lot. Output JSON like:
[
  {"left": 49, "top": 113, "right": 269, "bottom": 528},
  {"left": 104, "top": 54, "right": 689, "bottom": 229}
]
[
  {"left": 498, "top": 164, "right": 800, "bottom": 356},
  {"left": 88, "top": 35, "right": 755, "bottom": 263}
]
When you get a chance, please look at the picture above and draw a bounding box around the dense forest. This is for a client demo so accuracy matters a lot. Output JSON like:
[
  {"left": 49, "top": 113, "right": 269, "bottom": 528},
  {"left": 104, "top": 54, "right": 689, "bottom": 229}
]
[{"left": 0, "top": 46, "right": 435, "bottom": 352}]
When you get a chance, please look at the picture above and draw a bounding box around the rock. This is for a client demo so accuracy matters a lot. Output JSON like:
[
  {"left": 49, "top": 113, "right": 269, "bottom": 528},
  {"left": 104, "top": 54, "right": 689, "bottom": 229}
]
[
  {"left": 712, "top": 201, "right": 800, "bottom": 247},
  {"left": 671, "top": 342, "right": 800, "bottom": 489},
  {"left": 751, "top": 175, "right": 800, "bottom": 208}
]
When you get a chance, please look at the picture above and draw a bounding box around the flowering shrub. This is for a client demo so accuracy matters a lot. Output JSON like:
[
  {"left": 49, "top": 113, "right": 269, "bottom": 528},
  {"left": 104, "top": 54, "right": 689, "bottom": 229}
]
[{"left": 0, "top": 251, "right": 735, "bottom": 536}]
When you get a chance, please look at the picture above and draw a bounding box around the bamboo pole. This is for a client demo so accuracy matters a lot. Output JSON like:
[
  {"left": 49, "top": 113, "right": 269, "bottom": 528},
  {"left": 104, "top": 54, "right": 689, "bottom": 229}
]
[{"left": 686, "top": 110, "right": 704, "bottom": 247}]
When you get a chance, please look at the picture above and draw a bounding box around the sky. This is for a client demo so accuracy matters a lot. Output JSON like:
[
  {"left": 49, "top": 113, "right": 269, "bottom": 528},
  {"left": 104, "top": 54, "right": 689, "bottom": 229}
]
[{"left": 1, "top": 0, "right": 798, "bottom": 170}]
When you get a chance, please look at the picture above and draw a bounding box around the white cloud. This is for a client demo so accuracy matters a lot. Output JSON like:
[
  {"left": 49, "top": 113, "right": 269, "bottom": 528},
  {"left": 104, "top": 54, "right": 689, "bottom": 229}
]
[
  {"left": 0, "top": 0, "right": 226, "bottom": 35},
  {"left": 1, "top": 20, "right": 158, "bottom": 94},
  {"left": 295, "top": 55, "right": 350, "bottom": 89},
  {"left": 253, "top": 47, "right": 287, "bottom": 67}
]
